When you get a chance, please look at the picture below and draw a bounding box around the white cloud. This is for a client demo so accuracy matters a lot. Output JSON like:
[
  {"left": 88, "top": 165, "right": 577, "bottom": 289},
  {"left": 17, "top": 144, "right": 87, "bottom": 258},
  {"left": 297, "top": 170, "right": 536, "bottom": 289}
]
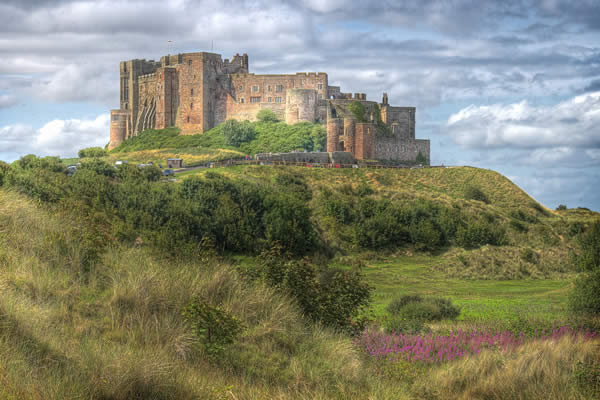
[
  {"left": 446, "top": 92, "right": 600, "bottom": 149},
  {"left": 0, "top": 114, "right": 109, "bottom": 161},
  {"left": 0, "top": 94, "right": 18, "bottom": 108}
]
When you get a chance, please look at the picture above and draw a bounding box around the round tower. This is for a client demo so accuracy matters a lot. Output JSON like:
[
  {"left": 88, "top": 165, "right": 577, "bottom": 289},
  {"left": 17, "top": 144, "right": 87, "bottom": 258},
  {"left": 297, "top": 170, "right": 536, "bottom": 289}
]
[
  {"left": 343, "top": 117, "right": 355, "bottom": 155},
  {"left": 285, "top": 89, "right": 317, "bottom": 124},
  {"left": 109, "top": 110, "right": 129, "bottom": 150},
  {"left": 327, "top": 118, "right": 342, "bottom": 152}
]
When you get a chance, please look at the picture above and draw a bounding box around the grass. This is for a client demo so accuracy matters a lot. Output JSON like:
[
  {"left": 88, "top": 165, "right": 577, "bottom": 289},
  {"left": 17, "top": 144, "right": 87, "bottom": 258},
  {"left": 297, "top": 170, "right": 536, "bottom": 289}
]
[
  {"left": 0, "top": 188, "right": 410, "bottom": 399},
  {"left": 2, "top": 160, "right": 600, "bottom": 398},
  {"left": 331, "top": 254, "right": 571, "bottom": 322}
]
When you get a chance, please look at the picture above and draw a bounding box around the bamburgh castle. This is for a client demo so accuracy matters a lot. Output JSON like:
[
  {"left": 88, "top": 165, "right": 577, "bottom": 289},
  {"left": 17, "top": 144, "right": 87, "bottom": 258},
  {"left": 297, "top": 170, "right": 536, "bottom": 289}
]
[{"left": 109, "top": 51, "right": 430, "bottom": 162}]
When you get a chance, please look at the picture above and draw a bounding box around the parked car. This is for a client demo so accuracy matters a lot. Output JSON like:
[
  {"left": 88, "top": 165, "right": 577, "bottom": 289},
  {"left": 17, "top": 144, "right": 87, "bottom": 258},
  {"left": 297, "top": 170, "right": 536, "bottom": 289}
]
[{"left": 162, "top": 169, "right": 174, "bottom": 176}]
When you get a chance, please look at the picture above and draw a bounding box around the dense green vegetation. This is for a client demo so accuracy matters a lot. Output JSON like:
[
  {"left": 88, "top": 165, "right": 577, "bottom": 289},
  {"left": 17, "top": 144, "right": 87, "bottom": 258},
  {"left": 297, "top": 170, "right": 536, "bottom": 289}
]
[
  {"left": 78, "top": 146, "right": 107, "bottom": 158},
  {"left": 1, "top": 152, "right": 599, "bottom": 399},
  {"left": 110, "top": 119, "right": 326, "bottom": 155}
]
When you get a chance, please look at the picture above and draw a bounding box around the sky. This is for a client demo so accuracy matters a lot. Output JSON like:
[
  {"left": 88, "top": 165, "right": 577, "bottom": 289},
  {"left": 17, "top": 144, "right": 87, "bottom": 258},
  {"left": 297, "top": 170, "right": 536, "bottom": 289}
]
[{"left": 0, "top": 0, "right": 599, "bottom": 210}]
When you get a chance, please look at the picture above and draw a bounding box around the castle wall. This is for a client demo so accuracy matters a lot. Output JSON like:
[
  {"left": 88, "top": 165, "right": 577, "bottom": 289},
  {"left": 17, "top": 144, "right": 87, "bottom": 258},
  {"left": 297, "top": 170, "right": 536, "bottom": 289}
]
[
  {"left": 375, "top": 137, "right": 430, "bottom": 163},
  {"left": 155, "top": 67, "right": 178, "bottom": 129},
  {"left": 354, "top": 122, "right": 376, "bottom": 160},
  {"left": 226, "top": 72, "right": 327, "bottom": 122},
  {"left": 381, "top": 106, "right": 415, "bottom": 140},
  {"left": 326, "top": 118, "right": 342, "bottom": 152},
  {"left": 285, "top": 89, "right": 317, "bottom": 124}
]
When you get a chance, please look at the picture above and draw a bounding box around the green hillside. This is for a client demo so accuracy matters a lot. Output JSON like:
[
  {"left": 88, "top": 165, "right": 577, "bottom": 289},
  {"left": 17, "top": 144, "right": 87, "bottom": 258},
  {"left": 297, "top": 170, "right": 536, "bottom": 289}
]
[{"left": 1, "top": 150, "right": 599, "bottom": 399}]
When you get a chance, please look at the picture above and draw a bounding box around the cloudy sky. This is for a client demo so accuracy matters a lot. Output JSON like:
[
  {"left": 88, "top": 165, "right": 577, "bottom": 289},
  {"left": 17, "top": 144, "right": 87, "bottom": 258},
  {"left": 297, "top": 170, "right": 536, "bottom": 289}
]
[{"left": 1, "top": 0, "right": 599, "bottom": 210}]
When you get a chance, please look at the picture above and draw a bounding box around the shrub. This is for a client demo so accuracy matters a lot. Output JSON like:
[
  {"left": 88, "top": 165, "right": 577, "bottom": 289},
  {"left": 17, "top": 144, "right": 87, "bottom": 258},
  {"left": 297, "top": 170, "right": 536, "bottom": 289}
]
[
  {"left": 456, "top": 218, "right": 506, "bottom": 248},
  {"left": 569, "top": 222, "right": 600, "bottom": 315},
  {"left": 256, "top": 249, "right": 372, "bottom": 333},
  {"left": 510, "top": 218, "right": 528, "bottom": 232},
  {"left": 222, "top": 119, "right": 256, "bottom": 147},
  {"left": 520, "top": 248, "right": 539, "bottom": 264},
  {"left": 348, "top": 101, "right": 366, "bottom": 122},
  {"left": 386, "top": 295, "right": 460, "bottom": 321},
  {"left": 78, "top": 159, "right": 116, "bottom": 177},
  {"left": 256, "top": 109, "right": 280, "bottom": 123},
  {"left": 78, "top": 147, "right": 107, "bottom": 158},
  {"left": 510, "top": 209, "right": 538, "bottom": 223},
  {"left": 0, "top": 160, "right": 9, "bottom": 186},
  {"left": 556, "top": 204, "right": 568, "bottom": 210},
  {"left": 384, "top": 317, "right": 426, "bottom": 335},
  {"left": 415, "top": 151, "right": 428, "bottom": 165},
  {"left": 182, "top": 300, "right": 245, "bottom": 355},
  {"left": 464, "top": 185, "right": 489, "bottom": 203}
]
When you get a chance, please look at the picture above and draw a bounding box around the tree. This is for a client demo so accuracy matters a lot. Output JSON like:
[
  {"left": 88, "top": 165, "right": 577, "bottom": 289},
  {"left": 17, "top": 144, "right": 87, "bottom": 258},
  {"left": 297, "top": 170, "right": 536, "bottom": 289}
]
[
  {"left": 222, "top": 120, "right": 256, "bottom": 147},
  {"left": 78, "top": 147, "right": 107, "bottom": 158},
  {"left": 256, "top": 109, "right": 280, "bottom": 123}
]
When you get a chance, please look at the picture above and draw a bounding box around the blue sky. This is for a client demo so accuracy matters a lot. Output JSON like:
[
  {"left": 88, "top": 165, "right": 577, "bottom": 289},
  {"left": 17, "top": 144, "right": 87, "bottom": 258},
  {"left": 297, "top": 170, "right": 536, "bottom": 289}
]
[{"left": 1, "top": 0, "right": 599, "bottom": 210}]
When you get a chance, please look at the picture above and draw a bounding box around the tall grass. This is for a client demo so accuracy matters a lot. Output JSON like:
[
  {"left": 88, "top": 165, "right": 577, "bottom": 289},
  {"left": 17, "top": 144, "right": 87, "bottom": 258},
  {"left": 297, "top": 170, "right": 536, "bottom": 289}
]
[{"left": 0, "top": 189, "right": 396, "bottom": 399}]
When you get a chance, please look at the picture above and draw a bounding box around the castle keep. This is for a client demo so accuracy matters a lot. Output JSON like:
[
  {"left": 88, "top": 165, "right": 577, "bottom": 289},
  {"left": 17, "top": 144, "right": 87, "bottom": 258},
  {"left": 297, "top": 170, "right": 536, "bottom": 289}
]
[{"left": 109, "top": 51, "right": 430, "bottom": 162}]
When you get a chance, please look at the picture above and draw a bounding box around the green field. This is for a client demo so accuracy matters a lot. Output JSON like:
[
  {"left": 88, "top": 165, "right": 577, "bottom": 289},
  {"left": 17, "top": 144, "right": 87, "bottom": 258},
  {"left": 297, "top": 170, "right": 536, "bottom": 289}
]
[{"left": 345, "top": 254, "right": 570, "bottom": 321}]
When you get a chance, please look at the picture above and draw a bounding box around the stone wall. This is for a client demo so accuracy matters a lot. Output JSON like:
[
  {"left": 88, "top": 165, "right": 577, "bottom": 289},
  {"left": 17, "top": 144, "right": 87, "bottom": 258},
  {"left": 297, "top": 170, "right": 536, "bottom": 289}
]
[
  {"left": 375, "top": 137, "right": 430, "bottom": 162},
  {"left": 254, "top": 151, "right": 355, "bottom": 164},
  {"left": 285, "top": 89, "right": 317, "bottom": 124}
]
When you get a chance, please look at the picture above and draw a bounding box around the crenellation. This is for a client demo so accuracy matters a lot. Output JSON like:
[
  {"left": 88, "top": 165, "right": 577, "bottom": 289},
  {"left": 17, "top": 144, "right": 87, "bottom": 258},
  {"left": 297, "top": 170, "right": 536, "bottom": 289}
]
[{"left": 107, "top": 50, "right": 429, "bottom": 164}]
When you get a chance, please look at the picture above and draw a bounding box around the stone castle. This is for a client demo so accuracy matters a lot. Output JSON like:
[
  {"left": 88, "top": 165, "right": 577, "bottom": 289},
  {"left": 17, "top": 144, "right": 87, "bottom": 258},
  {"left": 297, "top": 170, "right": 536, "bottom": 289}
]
[{"left": 109, "top": 51, "right": 430, "bottom": 162}]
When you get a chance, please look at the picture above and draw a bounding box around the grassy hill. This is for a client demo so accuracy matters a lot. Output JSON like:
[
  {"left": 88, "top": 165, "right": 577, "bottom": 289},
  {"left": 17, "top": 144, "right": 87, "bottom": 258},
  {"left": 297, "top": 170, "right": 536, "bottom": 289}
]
[{"left": 2, "top": 143, "right": 600, "bottom": 398}]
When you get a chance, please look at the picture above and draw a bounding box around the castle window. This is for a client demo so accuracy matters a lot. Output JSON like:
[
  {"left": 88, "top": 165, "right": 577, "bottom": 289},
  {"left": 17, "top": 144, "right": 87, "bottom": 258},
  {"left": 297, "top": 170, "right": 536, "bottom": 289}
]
[
  {"left": 240, "top": 98, "right": 244, "bottom": 103},
  {"left": 238, "top": 85, "right": 243, "bottom": 91},
  {"left": 189, "top": 60, "right": 192, "bottom": 66},
  {"left": 190, "top": 103, "right": 193, "bottom": 110},
  {"left": 317, "top": 83, "right": 323, "bottom": 90},
  {"left": 187, "top": 116, "right": 190, "bottom": 123},
  {"left": 252, "top": 85, "right": 259, "bottom": 93},
  {"left": 268, "top": 97, "right": 272, "bottom": 102},
  {"left": 275, "top": 97, "right": 282, "bottom": 103},
  {"left": 268, "top": 85, "right": 272, "bottom": 91},
  {"left": 191, "top": 88, "right": 194, "bottom": 96},
  {"left": 276, "top": 84, "right": 283, "bottom": 92},
  {"left": 250, "top": 96, "right": 261, "bottom": 103}
]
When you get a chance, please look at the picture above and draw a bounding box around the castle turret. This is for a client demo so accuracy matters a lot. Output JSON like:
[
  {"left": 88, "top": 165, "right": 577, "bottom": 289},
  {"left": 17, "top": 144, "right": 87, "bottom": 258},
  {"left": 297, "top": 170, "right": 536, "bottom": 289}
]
[
  {"left": 327, "top": 117, "right": 342, "bottom": 152},
  {"left": 343, "top": 117, "right": 355, "bottom": 155},
  {"left": 109, "top": 109, "right": 129, "bottom": 150}
]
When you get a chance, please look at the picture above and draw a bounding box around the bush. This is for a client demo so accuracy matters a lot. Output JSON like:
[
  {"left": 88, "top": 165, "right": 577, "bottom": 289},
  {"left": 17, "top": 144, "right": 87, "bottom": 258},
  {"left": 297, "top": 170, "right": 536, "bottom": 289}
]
[
  {"left": 464, "top": 185, "right": 490, "bottom": 203},
  {"left": 256, "top": 109, "right": 280, "bottom": 123},
  {"left": 78, "top": 147, "right": 107, "bottom": 158},
  {"left": 222, "top": 119, "right": 256, "bottom": 147},
  {"left": 569, "top": 222, "right": 600, "bottom": 315},
  {"left": 182, "top": 300, "right": 245, "bottom": 356},
  {"left": 78, "top": 159, "right": 116, "bottom": 178},
  {"left": 384, "top": 317, "right": 426, "bottom": 335},
  {"left": 520, "top": 248, "right": 539, "bottom": 264},
  {"left": 0, "top": 160, "right": 9, "bottom": 186},
  {"left": 556, "top": 204, "right": 568, "bottom": 211},
  {"left": 456, "top": 218, "right": 506, "bottom": 248},
  {"left": 416, "top": 151, "right": 428, "bottom": 165},
  {"left": 348, "top": 101, "right": 366, "bottom": 122},
  {"left": 387, "top": 295, "right": 460, "bottom": 321},
  {"left": 256, "top": 249, "right": 372, "bottom": 333}
]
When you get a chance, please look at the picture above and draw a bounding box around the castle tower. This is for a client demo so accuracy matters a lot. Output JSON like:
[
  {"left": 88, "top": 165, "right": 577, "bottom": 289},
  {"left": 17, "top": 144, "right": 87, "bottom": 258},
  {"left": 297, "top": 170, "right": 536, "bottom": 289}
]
[
  {"left": 343, "top": 117, "right": 355, "bottom": 155},
  {"left": 109, "top": 109, "right": 129, "bottom": 150},
  {"left": 327, "top": 118, "right": 342, "bottom": 152},
  {"left": 285, "top": 89, "right": 317, "bottom": 124}
]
